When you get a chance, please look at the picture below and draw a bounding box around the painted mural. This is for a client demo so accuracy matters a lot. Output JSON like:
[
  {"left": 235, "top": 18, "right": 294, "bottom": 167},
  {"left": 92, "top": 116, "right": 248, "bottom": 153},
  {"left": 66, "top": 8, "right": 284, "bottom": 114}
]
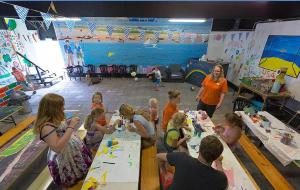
[
  {"left": 53, "top": 17, "right": 212, "bottom": 70},
  {"left": 259, "top": 35, "right": 300, "bottom": 78}
]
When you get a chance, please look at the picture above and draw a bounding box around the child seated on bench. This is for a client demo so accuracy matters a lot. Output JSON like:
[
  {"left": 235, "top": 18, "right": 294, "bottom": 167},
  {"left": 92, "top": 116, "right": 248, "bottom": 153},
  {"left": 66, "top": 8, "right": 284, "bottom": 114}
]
[
  {"left": 164, "top": 112, "right": 191, "bottom": 153},
  {"left": 84, "top": 108, "right": 116, "bottom": 152},
  {"left": 91, "top": 92, "right": 107, "bottom": 126},
  {"left": 34, "top": 93, "right": 92, "bottom": 188},
  {"left": 213, "top": 113, "right": 243, "bottom": 150}
]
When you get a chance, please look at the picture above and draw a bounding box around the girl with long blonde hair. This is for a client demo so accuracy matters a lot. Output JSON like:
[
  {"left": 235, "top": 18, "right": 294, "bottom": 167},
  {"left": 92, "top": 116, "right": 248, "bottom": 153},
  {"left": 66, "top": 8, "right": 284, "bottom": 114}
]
[
  {"left": 34, "top": 93, "right": 92, "bottom": 187},
  {"left": 84, "top": 108, "right": 115, "bottom": 151},
  {"left": 164, "top": 112, "right": 191, "bottom": 152},
  {"left": 119, "top": 103, "right": 155, "bottom": 148}
]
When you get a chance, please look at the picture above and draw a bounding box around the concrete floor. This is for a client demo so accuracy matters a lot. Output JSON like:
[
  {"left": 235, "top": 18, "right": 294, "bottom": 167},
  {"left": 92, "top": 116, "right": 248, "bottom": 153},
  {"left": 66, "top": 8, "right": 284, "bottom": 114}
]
[{"left": 2, "top": 78, "right": 300, "bottom": 190}]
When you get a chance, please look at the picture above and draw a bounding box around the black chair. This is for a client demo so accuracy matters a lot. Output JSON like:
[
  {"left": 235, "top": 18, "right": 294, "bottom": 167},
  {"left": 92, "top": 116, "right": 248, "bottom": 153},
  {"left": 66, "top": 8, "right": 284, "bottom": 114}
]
[
  {"left": 233, "top": 96, "right": 251, "bottom": 112},
  {"left": 118, "top": 65, "right": 127, "bottom": 77},
  {"left": 158, "top": 66, "right": 169, "bottom": 82},
  {"left": 99, "top": 65, "right": 108, "bottom": 77},
  {"left": 168, "top": 64, "right": 185, "bottom": 82}
]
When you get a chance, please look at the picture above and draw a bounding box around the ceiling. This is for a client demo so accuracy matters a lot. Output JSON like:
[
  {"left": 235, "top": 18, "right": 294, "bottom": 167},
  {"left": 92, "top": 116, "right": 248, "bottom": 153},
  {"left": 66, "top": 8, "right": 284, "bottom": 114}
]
[{"left": 1, "top": 1, "right": 300, "bottom": 31}]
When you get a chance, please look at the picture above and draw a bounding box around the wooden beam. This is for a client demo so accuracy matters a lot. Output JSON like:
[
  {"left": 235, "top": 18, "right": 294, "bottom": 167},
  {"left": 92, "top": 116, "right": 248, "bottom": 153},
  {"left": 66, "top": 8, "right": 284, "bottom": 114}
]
[
  {"left": 239, "top": 133, "right": 294, "bottom": 190},
  {"left": 141, "top": 145, "right": 160, "bottom": 190},
  {"left": 0, "top": 115, "right": 36, "bottom": 148}
]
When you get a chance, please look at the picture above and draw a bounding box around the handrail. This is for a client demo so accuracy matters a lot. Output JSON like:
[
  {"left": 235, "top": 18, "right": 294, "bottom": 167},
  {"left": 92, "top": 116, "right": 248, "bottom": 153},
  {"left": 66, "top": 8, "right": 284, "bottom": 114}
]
[{"left": 15, "top": 52, "right": 46, "bottom": 72}]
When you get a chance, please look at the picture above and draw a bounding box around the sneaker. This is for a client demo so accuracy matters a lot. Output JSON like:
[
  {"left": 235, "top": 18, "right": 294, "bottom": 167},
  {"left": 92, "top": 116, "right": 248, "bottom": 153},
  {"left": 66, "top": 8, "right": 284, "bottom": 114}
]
[{"left": 32, "top": 91, "right": 37, "bottom": 95}]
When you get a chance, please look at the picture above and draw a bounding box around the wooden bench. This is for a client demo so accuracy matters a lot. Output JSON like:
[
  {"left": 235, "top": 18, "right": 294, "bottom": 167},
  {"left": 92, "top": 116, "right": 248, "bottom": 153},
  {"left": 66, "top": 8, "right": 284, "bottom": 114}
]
[
  {"left": 239, "top": 133, "right": 294, "bottom": 190},
  {"left": 140, "top": 144, "right": 160, "bottom": 190},
  {"left": 0, "top": 115, "right": 36, "bottom": 148},
  {"left": 27, "top": 125, "right": 87, "bottom": 190}
]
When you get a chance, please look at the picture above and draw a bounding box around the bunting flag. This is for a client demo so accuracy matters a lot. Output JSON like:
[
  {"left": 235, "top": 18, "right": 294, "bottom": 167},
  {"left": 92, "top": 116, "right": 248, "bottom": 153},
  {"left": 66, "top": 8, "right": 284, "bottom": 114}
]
[
  {"left": 222, "top": 34, "right": 226, "bottom": 42},
  {"left": 124, "top": 27, "right": 131, "bottom": 40},
  {"left": 88, "top": 21, "right": 96, "bottom": 34},
  {"left": 153, "top": 31, "right": 160, "bottom": 43},
  {"left": 50, "top": 1, "right": 58, "bottom": 14},
  {"left": 239, "top": 33, "right": 243, "bottom": 40},
  {"left": 246, "top": 32, "right": 250, "bottom": 40},
  {"left": 139, "top": 30, "right": 145, "bottom": 41},
  {"left": 231, "top": 33, "right": 235, "bottom": 41},
  {"left": 14, "top": 5, "right": 29, "bottom": 23},
  {"left": 40, "top": 12, "right": 53, "bottom": 30},
  {"left": 106, "top": 25, "right": 114, "bottom": 37},
  {"left": 65, "top": 20, "right": 75, "bottom": 31},
  {"left": 167, "top": 31, "right": 173, "bottom": 41}
]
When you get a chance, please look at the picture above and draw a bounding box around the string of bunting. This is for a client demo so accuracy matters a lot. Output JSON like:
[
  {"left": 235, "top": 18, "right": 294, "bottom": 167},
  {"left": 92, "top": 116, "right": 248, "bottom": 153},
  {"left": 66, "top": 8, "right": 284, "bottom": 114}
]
[
  {"left": 124, "top": 27, "right": 131, "bottom": 40},
  {"left": 106, "top": 25, "right": 114, "bottom": 37},
  {"left": 13, "top": 5, "right": 29, "bottom": 23},
  {"left": 88, "top": 21, "right": 97, "bottom": 34}
]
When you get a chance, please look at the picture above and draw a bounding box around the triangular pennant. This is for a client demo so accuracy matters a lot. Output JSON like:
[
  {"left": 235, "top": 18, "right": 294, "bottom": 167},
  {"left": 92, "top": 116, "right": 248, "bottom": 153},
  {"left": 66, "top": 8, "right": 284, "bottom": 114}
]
[
  {"left": 50, "top": 1, "right": 58, "bottom": 14},
  {"left": 65, "top": 20, "right": 75, "bottom": 31},
  {"left": 191, "top": 34, "right": 196, "bottom": 43},
  {"left": 14, "top": 5, "right": 29, "bottom": 23},
  {"left": 106, "top": 25, "right": 114, "bottom": 37},
  {"left": 88, "top": 21, "right": 97, "bottom": 34},
  {"left": 40, "top": 12, "right": 53, "bottom": 30},
  {"left": 239, "top": 33, "right": 242, "bottom": 40},
  {"left": 231, "top": 33, "right": 235, "bottom": 41},
  {"left": 153, "top": 31, "right": 160, "bottom": 43},
  {"left": 246, "top": 32, "right": 250, "bottom": 40},
  {"left": 180, "top": 32, "right": 185, "bottom": 42},
  {"left": 222, "top": 34, "right": 226, "bottom": 42},
  {"left": 124, "top": 27, "right": 131, "bottom": 40}
]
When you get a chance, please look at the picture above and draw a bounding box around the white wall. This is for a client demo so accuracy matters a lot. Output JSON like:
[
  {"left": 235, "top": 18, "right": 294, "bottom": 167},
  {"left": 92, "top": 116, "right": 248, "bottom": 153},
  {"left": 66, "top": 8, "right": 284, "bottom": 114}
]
[
  {"left": 33, "top": 39, "right": 65, "bottom": 77},
  {"left": 207, "top": 32, "right": 226, "bottom": 61}
]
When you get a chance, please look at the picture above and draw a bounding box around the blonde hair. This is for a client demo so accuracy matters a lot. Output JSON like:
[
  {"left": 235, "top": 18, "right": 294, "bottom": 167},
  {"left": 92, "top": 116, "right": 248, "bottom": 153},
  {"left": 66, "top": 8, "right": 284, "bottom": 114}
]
[
  {"left": 211, "top": 64, "right": 224, "bottom": 81},
  {"left": 168, "top": 90, "right": 181, "bottom": 100},
  {"left": 171, "top": 112, "right": 186, "bottom": 129},
  {"left": 119, "top": 104, "right": 150, "bottom": 121},
  {"left": 149, "top": 98, "right": 158, "bottom": 107},
  {"left": 92, "top": 92, "right": 103, "bottom": 103},
  {"left": 84, "top": 108, "right": 104, "bottom": 130},
  {"left": 33, "top": 93, "right": 65, "bottom": 134}
]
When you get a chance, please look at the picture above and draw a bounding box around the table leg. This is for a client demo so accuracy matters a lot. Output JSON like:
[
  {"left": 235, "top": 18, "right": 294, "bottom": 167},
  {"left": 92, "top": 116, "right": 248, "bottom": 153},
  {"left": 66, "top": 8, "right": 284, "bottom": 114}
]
[
  {"left": 10, "top": 116, "right": 17, "bottom": 126},
  {"left": 262, "top": 98, "right": 267, "bottom": 111}
]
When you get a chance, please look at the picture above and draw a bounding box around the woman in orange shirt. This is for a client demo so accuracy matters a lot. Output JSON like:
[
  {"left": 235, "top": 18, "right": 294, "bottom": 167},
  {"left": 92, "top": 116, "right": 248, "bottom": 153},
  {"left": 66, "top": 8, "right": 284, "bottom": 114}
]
[
  {"left": 161, "top": 90, "right": 181, "bottom": 133},
  {"left": 196, "top": 65, "right": 228, "bottom": 118}
]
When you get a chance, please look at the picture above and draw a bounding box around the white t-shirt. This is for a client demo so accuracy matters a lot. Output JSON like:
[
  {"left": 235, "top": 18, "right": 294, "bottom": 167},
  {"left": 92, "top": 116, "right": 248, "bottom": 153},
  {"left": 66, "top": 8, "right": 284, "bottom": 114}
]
[{"left": 153, "top": 70, "right": 161, "bottom": 80}]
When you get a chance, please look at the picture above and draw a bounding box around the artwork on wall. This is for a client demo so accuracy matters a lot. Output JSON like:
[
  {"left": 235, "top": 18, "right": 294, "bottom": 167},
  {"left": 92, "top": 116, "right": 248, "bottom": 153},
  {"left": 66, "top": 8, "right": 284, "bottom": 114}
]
[
  {"left": 259, "top": 35, "right": 300, "bottom": 78},
  {"left": 222, "top": 32, "right": 253, "bottom": 85},
  {"left": 53, "top": 17, "right": 212, "bottom": 70}
]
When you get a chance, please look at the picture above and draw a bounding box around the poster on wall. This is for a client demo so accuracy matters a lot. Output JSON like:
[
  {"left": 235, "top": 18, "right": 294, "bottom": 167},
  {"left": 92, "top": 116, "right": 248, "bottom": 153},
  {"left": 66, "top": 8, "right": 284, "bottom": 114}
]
[
  {"left": 259, "top": 35, "right": 300, "bottom": 78},
  {"left": 53, "top": 17, "right": 212, "bottom": 71},
  {"left": 222, "top": 32, "right": 253, "bottom": 85}
]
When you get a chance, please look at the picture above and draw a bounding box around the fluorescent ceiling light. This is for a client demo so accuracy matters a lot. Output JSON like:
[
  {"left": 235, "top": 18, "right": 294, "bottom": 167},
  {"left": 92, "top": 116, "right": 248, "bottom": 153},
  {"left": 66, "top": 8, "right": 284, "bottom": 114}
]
[
  {"left": 48, "top": 17, "right": 81, "bottom": 21},
  {"left": 168, "top": 19, "right": 206, "bottom": 23}
]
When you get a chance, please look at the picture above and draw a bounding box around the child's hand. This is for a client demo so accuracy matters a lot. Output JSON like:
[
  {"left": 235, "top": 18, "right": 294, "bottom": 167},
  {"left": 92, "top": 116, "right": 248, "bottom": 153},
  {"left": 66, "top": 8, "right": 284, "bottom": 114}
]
[
  {"left": 70, "top": 117, "right": 80, "bottom": 127},
  {"left": 127, "top": 124, "right": 136, "bottom": 132},
  {"left": 184, "top": 134, "right": 191, "bottom": 140},
  {"left": 213, "top": 124, "right": 223, "bottom": 134}
]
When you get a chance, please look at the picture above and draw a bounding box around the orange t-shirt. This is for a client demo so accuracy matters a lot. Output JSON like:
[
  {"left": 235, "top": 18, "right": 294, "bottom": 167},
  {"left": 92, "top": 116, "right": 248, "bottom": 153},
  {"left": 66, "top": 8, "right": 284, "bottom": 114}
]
[
  {"left": 91, "top": 103, "right": 107, "bottom": 126},
  {"left": 12, "top": 70, "right": 26, "bottom": 82},
  {"left": 199, "top": 75, "right": 228, "bottom": 105},
  {"left": 161, "top": 102, "right": 178, "bottom": 132}
]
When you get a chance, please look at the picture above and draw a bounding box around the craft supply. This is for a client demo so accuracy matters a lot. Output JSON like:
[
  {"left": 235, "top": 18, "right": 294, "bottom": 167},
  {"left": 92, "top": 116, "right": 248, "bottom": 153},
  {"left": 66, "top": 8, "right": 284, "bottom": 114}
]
[{"left": 103, "top": 161, "right": 116, "bottom": 164}]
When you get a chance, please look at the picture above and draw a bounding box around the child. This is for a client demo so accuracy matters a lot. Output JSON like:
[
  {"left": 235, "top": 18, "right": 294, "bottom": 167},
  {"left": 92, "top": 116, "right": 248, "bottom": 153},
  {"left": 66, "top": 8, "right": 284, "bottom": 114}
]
[
  {"left": 119, "top": 103, "right": 156, "bottom": 148},
  {"left": 149, "top": 98, "right": 159, "bottom": 131},
  {"left": 164, "top": 112, "right": 191, "bottom": 153},
  {"left": 213, "top": 113, "right": 243, "bottom": 150},
  {"left": 91, "top": 92, "right": 107, "bottom": 126},
  {"left": 33, "top": 93, "right": 92, "bottom": 187},
  {"left": 84, "top": 108, "right": 116, "bottom": 151},
  {"left": 148, "top": 66, "right": 161, "bottom": 91}
]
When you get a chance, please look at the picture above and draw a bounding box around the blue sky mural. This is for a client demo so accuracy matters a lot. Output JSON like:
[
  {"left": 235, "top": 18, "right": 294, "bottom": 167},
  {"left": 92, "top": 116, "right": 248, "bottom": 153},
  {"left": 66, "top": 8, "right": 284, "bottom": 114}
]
[{"left": 53, "top": 17, "right": 212, "bottom": 68}]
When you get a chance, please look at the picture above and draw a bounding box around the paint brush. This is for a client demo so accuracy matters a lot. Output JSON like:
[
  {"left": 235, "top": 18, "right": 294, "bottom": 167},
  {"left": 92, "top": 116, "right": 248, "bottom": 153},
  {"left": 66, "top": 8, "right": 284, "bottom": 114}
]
[{"left": 103, "top": 162, "right": 115, "bottom": 164}]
